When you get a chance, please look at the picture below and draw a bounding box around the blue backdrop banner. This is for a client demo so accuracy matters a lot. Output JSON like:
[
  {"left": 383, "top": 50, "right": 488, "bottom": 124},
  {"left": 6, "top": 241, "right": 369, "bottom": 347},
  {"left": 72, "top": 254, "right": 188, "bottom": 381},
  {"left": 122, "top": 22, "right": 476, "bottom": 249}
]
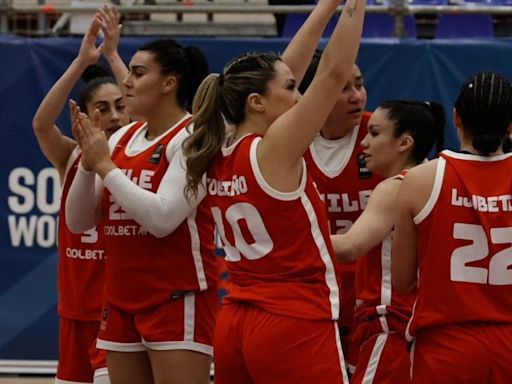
[{"left": 1, "top": 35, "right": 512, "bottom": 372}]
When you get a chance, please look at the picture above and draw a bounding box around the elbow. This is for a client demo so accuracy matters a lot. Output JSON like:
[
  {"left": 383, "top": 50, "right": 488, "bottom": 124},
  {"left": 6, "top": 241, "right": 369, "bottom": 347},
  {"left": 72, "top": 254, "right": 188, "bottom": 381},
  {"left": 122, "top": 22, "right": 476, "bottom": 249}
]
[
  {"left": 66, "top": 218, "right": 92, "bottom": 234},
  {"left": 336, "top": 250, "right": 358, "bottom": 263},
  {"left": 392, "top": 275, "right": 416, "bottom": 294},
  {"left": 144, "top": 220, "right": 179, "bottom": 238},
  {"left": 32, "top": 118, "right": 44, "bottom": 135}
]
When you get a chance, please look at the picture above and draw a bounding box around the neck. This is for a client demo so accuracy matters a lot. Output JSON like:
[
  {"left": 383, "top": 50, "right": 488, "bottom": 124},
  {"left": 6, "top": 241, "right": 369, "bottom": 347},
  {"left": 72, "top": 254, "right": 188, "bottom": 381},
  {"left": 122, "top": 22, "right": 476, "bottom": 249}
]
[
  {"left": 320, "top": 119, "right": 356, "bottom": 140},
  {"left": 145, "top": 107, "right": 187, "bottom": 140}
]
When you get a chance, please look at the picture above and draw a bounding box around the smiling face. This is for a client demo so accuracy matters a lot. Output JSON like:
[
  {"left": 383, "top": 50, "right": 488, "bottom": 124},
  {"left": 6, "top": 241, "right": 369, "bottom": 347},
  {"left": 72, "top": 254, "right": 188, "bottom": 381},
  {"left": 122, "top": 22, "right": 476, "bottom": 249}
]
[
  {"left": 123, "top": 50, "right": 175, "bottom": 119},
  {"left": 85, "top": 83, "right": 129, "bottom": 138},
  {"left": 360, "top": 107, "right": 404, "bottom": 177}
]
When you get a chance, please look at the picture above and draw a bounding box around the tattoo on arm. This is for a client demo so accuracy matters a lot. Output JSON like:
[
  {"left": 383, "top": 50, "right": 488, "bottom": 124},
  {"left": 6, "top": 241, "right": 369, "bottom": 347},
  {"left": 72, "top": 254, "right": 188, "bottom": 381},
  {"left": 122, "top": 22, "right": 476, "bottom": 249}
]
[{"left": 345, "top": 0, "right": 358, "bottom": 17}]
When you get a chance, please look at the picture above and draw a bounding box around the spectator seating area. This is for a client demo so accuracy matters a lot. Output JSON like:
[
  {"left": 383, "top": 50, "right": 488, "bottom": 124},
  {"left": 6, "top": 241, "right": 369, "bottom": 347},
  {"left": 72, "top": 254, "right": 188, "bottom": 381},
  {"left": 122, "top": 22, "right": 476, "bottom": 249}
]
[{"left": 3, "top": 0, "right": 512, "bottom": 37}]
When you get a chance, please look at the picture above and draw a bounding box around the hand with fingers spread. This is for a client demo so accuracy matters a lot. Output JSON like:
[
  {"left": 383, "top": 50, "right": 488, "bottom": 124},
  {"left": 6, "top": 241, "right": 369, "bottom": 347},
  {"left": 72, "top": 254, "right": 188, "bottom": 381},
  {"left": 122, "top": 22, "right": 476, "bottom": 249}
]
[
  {"left": 97, "top": 6, "right": 122, "bottom": 61},
  {"left": 77, "top": 16, "right": 104, "bottom": 67},
  {"left": 96, "top": 5, "right": 129, "bottom": 96}
]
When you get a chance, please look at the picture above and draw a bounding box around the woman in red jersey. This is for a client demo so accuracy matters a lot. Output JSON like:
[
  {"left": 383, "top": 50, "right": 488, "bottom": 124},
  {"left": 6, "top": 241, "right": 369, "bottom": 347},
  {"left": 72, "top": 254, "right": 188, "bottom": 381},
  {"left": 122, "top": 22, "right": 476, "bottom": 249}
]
[
  {"left": 32, "top": 11, "right": 129, "bottom": 384},
  {"left": 298, "top": 50, "right": 382, "bottom": 372},
  {"left": 182, "top": 0, "right": 366, "bottom": 382},
  {"left": 330, "top": 100, "right": 445, "bottom": 383},
  {"left": 66, "top": 38, "right": 216, "bottom": 383},
  {"left": 392, "top": 72, "right": 512, "bottom": 383}
]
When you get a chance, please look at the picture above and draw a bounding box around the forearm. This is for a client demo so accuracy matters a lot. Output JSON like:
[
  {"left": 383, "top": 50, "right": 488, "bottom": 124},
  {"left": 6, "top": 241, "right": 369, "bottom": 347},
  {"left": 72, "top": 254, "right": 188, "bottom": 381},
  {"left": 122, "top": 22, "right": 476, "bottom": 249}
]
[
  {"left": 331, "top": 234, "right": 359, "bottom": 262},
  {"left": 33, "top": 57, "right": 89, "bottom": 132},
  {"left": 104, "top": 51, "right": 128, "bottom": 95},
  {"left": 319, "top": 0, "right": 366, "bottom": 85},
  {"left": 65, "top": 164, "right": 102, "bottom": 233},
  {"left": 282, "top": 0, "right": 339, "bottom": 84},
  {"left": 103, "top": 153, "right": 205, "bottom": 238}
]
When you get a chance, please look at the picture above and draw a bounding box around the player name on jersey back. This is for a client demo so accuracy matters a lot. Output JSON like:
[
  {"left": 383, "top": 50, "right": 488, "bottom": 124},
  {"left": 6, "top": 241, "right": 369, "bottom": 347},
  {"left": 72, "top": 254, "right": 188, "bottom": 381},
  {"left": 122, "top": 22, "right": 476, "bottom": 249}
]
[
  {"left": 207, "top": 176, "right": 248, "bottom": 196},
  {"left": 451, "top": 188, "right": 512, "bottom": 212}
]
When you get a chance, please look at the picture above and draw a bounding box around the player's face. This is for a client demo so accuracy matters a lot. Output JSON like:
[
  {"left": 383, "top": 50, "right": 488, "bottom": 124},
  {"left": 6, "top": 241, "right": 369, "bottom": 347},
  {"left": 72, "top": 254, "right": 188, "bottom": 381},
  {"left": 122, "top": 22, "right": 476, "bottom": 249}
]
[
  {"left": 86, "top": 83, "right": 128, "bottom": 138},
  {"left": 123, "top": 50, "right": 174, "bottom": 119},
  {"left": 361, "top": 107, "right": 401, "bottom": 176},
  {"left": 329, "top": 65, "right": 367, "bottom": 129},
  {"left": 260, "top": 60, "right": 300, "bottom": 125}
]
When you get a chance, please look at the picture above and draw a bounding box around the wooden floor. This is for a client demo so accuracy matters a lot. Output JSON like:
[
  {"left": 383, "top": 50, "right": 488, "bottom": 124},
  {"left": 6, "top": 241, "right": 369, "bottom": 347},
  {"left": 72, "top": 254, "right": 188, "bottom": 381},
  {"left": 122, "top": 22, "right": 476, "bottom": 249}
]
[{"left": 0, "top": 377, "right": 53, "bottom": 383}]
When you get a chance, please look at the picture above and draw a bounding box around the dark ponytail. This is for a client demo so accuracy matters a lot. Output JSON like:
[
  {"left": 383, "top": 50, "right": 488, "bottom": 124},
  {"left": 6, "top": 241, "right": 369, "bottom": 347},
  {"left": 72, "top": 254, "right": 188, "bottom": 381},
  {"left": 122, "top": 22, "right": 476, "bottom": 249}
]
[
  {"left": 138, "top": 39, "right": 209, "bottom": 111},
  {"left": 379, "top": 99, "right": 445, "bottom": 164}
]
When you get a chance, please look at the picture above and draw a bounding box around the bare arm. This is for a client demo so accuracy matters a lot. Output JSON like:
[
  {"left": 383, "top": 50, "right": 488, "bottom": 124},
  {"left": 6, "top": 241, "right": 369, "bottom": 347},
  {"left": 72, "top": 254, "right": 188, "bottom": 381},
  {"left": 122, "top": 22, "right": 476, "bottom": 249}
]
[
  {"left": 258, "top": 0, "right": 366, "bottom": 192},
  {"left": 392, "top": 161, "right": 438, "bottom": 293},
  {"left": 391, "top": 171, "right": 421, "bottom": 293},
  {"left": 98, "top": 6, "right": 128, "bottom": 94},
  {"left": 331, "top": 178, "right": 400, "bottom": 262},
  {"left": 32, "top": 17, "right": 102, "bottom": 179},
  {"left": 281, "top": 0, "right": 340, "bottom": 85}
]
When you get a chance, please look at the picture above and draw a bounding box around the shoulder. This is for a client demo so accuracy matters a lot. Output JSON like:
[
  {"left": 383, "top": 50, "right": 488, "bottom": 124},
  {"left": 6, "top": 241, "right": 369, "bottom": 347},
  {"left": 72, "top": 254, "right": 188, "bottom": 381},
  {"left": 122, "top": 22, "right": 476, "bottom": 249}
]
[
  {"left": 368, "top": 176, "right": 401, "bottom": 207},
  {"left": 403, "top": 159, "right": 438, "bottom": 187}
]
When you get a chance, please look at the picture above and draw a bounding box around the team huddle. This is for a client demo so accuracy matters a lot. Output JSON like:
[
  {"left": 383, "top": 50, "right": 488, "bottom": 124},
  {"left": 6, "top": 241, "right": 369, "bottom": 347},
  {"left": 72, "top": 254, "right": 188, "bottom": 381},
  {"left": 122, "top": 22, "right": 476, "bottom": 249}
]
[{"left": 32, "top": 1, "right": 512, "bottom": 383}]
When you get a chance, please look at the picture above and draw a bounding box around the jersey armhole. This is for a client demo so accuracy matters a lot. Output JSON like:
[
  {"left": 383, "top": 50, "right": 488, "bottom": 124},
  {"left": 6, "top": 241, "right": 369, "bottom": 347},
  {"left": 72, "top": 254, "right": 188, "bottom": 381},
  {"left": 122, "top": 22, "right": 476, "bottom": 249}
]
[
  {"left": 414, "top": 157, "right": 446, "bottom": 224},
  {"left": 249, "top": 137, "right": 306, "bottom": 201}
]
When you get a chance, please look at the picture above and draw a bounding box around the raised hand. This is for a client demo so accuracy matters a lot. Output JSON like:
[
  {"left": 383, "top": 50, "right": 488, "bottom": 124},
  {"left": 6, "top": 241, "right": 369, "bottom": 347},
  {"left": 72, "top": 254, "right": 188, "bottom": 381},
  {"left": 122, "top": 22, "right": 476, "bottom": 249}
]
[
  {"left": 97, "top": 6, "right": 122, "bottom": 60},
  {"left": 77, "top": 16, "right": 103, "bottom": 67}
]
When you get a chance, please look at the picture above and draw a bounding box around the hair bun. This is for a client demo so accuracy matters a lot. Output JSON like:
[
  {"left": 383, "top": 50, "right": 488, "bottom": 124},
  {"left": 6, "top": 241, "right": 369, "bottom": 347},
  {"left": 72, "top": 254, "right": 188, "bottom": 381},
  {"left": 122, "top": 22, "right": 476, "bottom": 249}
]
[{"left": 81, "top": 63, "right": 112, "bottom": 83}]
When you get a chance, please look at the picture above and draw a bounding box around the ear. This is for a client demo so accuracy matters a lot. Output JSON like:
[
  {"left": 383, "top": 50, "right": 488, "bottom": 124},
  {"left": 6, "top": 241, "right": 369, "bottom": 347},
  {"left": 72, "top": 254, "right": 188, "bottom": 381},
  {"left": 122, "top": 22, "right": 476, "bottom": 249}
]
[
  {"left": 452, "top": 107, "right": 466, "bottom": 142},
  {"left": 398, "top": 133, "right": 414, "bottom": 153},
  {"left": 162, "top": 75, "right": 178, "bottom": 94},
  {"left": 452, "top": 107, "right": 463, "bottom": 129},
  {"left": 247, "top": 92, "right": 265, "bottom": 113}
]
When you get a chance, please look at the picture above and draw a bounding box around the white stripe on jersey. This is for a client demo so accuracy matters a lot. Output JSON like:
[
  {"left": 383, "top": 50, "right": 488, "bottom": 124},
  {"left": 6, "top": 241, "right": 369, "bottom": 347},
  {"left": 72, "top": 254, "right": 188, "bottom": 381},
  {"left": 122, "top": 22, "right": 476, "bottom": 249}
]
[
  {"left": 362, "top": 333, "right": 388, "bottom": 384},
  {"left": 414, "top": 157, "right": 446, "bottom": 225},
  {"left": 184, "top": 292, "right": 195, "bottom": 342},
  {"left": 187, "top": 210, "right": 208, "bottom": 291},
  {"left": 380, "top": 235, "right": 393, "bottom": 306},
  {"left": 301, "top": 193, "right": 340, "bottom": 320}
]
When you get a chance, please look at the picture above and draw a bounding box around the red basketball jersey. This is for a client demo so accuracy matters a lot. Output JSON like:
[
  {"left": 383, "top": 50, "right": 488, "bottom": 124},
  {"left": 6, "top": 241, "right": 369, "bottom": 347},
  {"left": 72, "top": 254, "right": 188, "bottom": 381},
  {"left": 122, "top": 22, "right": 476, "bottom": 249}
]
[
  {"left": 353, "top": 174, "right": 416, "bottom": 343},
  {"left": 103, "top": 118, "right": 217, "bottom": 312},
  {"left": 59, "top": 148, "right": 106, "bottom": 320},
  {"left": 304, "top": 112, "right": 382, "bottom": 326},
  {"left": 207, "top": 134, "right": 340, "bottom": 321},
  {"left": 408, "top": 150, "right": 512, "bottom": 338}
]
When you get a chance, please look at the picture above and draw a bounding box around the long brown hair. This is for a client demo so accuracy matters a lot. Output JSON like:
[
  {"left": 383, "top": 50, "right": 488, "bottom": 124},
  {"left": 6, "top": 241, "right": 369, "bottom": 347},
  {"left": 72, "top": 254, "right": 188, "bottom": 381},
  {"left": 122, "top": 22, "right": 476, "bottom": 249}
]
[{"left": 182, "top": 52, "right": 281, "bottom": 200}]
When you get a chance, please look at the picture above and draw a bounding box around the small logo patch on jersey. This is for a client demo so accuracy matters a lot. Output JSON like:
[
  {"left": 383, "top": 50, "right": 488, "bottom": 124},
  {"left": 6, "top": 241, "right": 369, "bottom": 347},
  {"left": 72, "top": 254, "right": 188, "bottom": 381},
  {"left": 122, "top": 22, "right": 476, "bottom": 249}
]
[
  {"left": 357, "top": 153, "right": 372, "bottom": 179},
  {"left": 100, "top": 308, "right": 109, "bottom": 331},
  {"left": 149, "top": 144, "right": 164, "bottom": 164}
]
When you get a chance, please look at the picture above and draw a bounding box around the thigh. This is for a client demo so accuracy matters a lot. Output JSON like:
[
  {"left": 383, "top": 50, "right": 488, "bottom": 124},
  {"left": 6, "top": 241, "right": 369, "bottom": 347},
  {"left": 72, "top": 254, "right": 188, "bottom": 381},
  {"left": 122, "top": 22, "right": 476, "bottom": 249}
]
[
  {"left": 90, "top": 344, "right": 108, "bottom": 383},
  {"left": 97, "top": 301, "right": 146, "bottom": 352},
  {"left": 107, "top": 350, "right": 153, "bottom": 384},
  {"left": 351, "top": 332, "right": 411, "bottom": 384},
  {"left": 138, "top": 289, "right": 217, "bottom": 356},
  {"left": 56, "top": 317, "right": 96, "bottom": 383},
  {"left": 213, "top": 304, "right": 254, "bottom": 384},
  {"left": 412, "top": 325, "right": 489, "bottom": 384},
  {"left": 244, "top": 309, "right": 348, "bottom": 384},
  {"left": 148, "top": 349, "right": 211, "bottom": 384}
]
